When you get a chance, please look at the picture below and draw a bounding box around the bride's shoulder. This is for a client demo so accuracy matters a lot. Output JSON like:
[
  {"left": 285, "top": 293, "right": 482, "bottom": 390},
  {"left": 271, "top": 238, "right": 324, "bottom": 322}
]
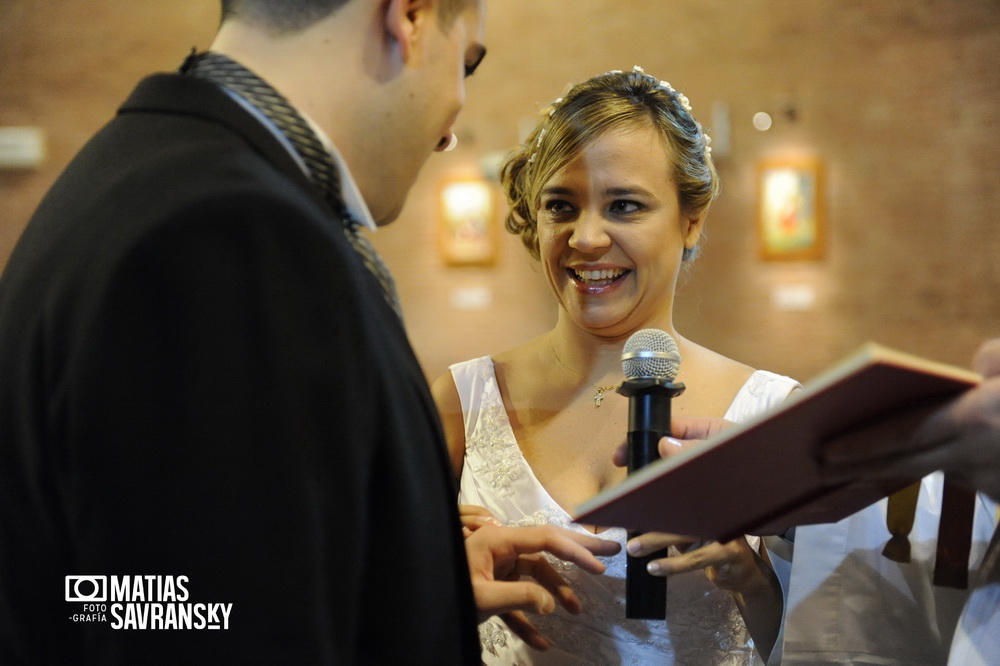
[
  {"left": 491, "top": 337, "right": 546, "bottom": 374},
  {"left": 683, "top": 342, "right": 756, "bottom": 383}
]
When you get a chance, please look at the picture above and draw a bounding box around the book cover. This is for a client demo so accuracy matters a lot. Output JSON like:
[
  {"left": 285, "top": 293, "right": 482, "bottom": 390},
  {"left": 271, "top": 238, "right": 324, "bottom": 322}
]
[{"left": 574, "top": 343, "right": 981, "bottom": 541}]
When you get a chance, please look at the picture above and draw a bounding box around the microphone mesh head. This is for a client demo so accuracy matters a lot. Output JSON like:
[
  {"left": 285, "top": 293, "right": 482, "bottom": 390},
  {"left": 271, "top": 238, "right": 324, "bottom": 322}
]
[{"left": 621, "top": 329, "right": 681, "bottom": 381}]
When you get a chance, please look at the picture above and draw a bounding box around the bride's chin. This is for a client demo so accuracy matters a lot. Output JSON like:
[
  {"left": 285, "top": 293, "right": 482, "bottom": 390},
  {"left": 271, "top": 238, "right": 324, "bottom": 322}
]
[{"left": 570, "top": 312, "right": 631, "bottom": 337}]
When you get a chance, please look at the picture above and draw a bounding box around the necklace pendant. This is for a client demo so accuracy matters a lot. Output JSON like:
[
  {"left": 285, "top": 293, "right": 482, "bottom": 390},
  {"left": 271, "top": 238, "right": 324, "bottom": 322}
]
[{"left": 594, "top": 388, "right": 605, "bottom": 407}]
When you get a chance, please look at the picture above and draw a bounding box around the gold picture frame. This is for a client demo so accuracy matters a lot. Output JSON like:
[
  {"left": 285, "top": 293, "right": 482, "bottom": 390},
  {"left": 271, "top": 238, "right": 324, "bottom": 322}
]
[
  {"left": 757, "top": 158, "right": 824, "bottom": 261},
  {"left": 438, "top": 178, "right": 497, "bottom": 266}
]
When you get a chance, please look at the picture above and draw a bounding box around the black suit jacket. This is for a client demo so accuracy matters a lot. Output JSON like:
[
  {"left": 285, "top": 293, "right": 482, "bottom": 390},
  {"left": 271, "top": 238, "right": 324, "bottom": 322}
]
[{"left": 0, "top": 73, "right": 479, "bottom": 664}]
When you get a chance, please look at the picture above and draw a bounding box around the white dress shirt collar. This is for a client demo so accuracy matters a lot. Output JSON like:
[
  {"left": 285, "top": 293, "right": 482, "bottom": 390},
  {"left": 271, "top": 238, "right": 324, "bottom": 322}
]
[{"left": 300, "top": 112, "right": 377, "bottom": 232}]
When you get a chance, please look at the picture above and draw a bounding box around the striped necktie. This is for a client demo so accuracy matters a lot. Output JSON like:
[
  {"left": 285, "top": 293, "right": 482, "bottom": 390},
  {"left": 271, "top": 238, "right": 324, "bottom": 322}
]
[{"left": 182, "top": 51, "right": 403, "bottom": 320}]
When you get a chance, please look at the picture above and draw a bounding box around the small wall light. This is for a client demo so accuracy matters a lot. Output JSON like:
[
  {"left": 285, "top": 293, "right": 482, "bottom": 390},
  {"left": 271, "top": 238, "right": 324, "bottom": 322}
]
[{"left": 753, "top": 112, "right": 773, "bottom": 132}]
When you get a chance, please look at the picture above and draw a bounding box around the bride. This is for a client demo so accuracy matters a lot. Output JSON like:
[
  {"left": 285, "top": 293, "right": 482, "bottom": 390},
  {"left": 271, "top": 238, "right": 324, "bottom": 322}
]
[{"left": 433, "top": 67, "right": 799, "bottom": 665}]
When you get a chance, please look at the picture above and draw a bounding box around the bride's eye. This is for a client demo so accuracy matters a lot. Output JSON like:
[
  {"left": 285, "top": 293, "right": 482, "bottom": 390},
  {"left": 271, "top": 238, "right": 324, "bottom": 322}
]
[
  {"left": 542, "top": 199, "right": 575, "bottom": 219},
  {"left": 609, "top": 200, "right": 642, "bottom": 215}
]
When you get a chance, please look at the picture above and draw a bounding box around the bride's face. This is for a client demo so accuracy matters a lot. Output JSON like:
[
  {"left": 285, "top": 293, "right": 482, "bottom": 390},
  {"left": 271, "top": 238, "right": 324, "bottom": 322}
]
[{"left": 535, "top": 124, "right": 703, "bottom": 337}]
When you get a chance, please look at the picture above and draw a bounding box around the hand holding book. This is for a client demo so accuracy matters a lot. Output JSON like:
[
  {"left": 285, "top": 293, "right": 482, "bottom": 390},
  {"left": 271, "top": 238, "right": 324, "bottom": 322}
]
[{"left": 822, "top": 338, "right": 1000, "bottom": 504}]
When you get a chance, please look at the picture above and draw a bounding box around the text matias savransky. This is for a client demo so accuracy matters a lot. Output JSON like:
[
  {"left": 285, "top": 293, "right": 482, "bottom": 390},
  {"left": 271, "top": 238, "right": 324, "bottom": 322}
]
[{"left": 65, "top": 574, "right": 233, "bottom": 630}]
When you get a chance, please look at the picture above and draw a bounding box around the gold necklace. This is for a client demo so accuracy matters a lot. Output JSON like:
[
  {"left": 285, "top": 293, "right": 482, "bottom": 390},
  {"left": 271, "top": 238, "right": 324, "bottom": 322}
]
[
  {"left": 590, "top": 383, "right": 620, "bottom": 407},
  {"left": 550, "top": 344, "right": 621, "bottom": 408}
]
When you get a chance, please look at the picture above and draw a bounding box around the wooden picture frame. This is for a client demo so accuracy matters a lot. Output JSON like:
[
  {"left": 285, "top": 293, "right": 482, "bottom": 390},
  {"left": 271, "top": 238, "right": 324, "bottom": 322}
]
[
  {"left": 438, "top": 178, "right": 497, "bottom": 266},
  {"left": 757, "top": 157, "right": 824, "bottom": 261}
]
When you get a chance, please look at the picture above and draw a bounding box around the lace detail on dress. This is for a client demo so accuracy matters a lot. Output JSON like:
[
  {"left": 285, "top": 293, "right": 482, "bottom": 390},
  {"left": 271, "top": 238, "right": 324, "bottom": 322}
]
[
  {"left": 479, "top": 619, "right": 512, "bottom": 659},
  {"left": 466, "top": 379, "right": 523, "bottom": 498},
  {"left": 509, "top": 509, "right": 569, "bottom": 529},
  {"left": 744, "top": 371, "right": 772, "bottom": 397}
]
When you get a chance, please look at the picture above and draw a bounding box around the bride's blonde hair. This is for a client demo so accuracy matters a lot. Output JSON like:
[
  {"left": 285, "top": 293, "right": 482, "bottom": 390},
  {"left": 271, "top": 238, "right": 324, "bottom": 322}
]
[{"left": 501, "top": 67, "right": 719, "bottom": 260}]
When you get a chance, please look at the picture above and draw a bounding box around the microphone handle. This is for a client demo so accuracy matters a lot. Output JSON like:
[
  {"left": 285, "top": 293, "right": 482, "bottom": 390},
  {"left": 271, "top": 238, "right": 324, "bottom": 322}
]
[
  {"left": 618, "top": 379, "right": 684, "bottom": 620},
  {"left": 625, "top": 428, "right": 668, "bottom": 619}
]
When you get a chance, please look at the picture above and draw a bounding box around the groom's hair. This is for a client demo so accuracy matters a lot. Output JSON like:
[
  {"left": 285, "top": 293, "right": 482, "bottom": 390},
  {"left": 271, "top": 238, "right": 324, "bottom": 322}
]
[{"left": 220, "top": 0, "right": 474, "bottom": 34}]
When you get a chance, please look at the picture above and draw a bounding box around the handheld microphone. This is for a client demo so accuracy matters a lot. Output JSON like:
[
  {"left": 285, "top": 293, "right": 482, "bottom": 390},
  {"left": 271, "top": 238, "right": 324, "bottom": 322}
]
[{"left": 617, "top": 328, "right": 685, "bottom": 620}]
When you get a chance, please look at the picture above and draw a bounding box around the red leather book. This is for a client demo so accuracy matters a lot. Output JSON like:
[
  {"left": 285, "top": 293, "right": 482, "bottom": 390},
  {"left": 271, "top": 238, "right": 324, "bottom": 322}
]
[{"left": 574, "top": 344, "right": 981, "bottom": 541}]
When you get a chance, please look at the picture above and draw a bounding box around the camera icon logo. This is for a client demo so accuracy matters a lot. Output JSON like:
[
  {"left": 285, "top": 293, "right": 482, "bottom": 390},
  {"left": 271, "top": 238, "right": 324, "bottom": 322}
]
[{"left": 65, "top": 575, "right": 108, "bottom": 602}]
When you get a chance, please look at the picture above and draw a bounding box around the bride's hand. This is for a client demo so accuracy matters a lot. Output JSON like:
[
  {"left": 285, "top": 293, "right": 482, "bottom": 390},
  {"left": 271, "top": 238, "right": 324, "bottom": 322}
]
[
  {"left": 612, "top": 416, "right": 735, "bottom": 466},
  {"left": 465, "top": 524, "right": 621, "bottom": 651},
  {"left": 626, "top": 533, "right": 766, "bottom": 593},
  {"left": 459, "top": 504, "right": 502, "bottom": 537}
]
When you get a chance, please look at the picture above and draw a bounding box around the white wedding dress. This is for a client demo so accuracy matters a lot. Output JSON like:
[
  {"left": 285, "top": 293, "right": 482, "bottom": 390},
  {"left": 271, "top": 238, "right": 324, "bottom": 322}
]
[{"left": 450, "top": 356, "right": 800, "bottom": 665}]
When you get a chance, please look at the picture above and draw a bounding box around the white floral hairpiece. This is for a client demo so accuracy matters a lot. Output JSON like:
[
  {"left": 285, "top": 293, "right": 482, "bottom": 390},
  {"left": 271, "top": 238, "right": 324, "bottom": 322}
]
[
  {"left": 526, "top": 66, "right": 713, "bottom": 171},
  {"left": 635, "top": 66, "right": 709, "bottom": 157}
]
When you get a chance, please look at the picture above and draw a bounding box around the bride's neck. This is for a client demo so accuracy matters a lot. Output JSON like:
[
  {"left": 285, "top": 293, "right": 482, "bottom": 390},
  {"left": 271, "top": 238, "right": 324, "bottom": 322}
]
[
  {"left": 545, "top": 331, "right": 627, "bottom": 388},
  {"left": 545, "top": 320, "right": 685, "bottom": 386}
]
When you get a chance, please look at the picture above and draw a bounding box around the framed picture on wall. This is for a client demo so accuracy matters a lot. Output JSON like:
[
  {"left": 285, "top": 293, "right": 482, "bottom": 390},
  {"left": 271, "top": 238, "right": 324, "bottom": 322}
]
[
  {"left": 438, "top": 178, "right": 497, "bottom": 266},
  {"left": 757, "top": 157, "right": 824, "bottom": 261}
]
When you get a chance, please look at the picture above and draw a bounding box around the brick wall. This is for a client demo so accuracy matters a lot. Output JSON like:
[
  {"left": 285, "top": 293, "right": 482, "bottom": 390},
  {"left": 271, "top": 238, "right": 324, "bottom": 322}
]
[{"left": 2, "top": 0, "right": 997, "bottom": 384}]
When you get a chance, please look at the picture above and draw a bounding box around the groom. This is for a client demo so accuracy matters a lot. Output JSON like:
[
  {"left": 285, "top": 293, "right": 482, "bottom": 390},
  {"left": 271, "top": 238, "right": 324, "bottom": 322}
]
[{"left": 0, "top": 1, "right": 618, "bottom": 663}]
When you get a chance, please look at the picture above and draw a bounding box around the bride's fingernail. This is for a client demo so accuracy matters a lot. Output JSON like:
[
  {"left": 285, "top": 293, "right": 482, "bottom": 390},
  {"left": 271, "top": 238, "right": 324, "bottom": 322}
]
[
  {"left": 665, "top": 437, "right": 684, "bottom": 448},
  {"left": 627, "top": 540, "right": 641, "bottom": 555},
  {"left": 647, "top": 561, "right": 661, "bottom": 574}
]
